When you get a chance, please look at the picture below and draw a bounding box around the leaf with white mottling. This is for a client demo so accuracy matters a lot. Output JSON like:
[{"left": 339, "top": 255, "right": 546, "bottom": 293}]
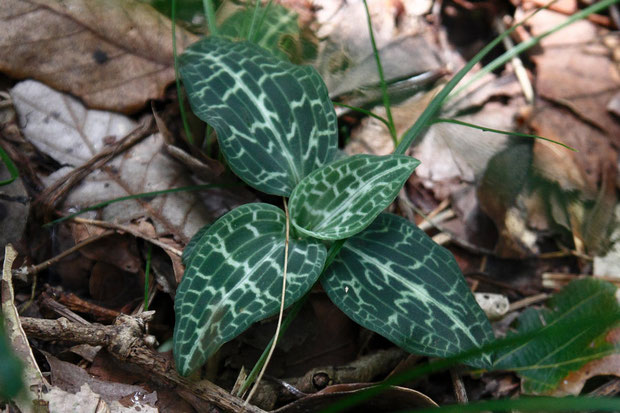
[
  {"left": 322, "top": 213, "right": 494, "bottom": 368},
  {"left": 174, "top": 203, "right": 326, "bottom": 376},
  {"left": 179, "top": 36, "right": 338, "bottom": 196},
  {"left": 219, "top": 3, "right": 301, "bottom": 61},
  {"left": 289, "top": 154, "right": 419, "bottom": 240}
]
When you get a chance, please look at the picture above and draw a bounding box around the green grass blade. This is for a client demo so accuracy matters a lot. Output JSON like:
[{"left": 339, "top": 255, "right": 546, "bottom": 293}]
[
  {"left": 319, "top": 308, "right": 620, "bottom": 413},
  {"left": 202, "top": 0, "right": 218, "bottom": 36},
  {"left": 332, "top": 102, "right": 392, "bottom": 131},
  {"left": 172, "top": 0, "right": 194, "bottom": 145},
  {"left": 404, "top": 396, "right": 620, "bottom": 413},
  {"left": 362, "top": 0, "right": 397, "bottom": 146},
  {"left": 44, "top": 183, "right": 228, "bottom": 227},
  {"left": 430, "top": 118, "right": 577, "bottom": 151},
  {"left": 450, "top": 0, "right": 620, "bottom": 100},
  {"left": 394, "top": 4, "right": 550, "bottom": 155},
  {"left": 0, "top": 145, "right": 18, "bottom": 186}
]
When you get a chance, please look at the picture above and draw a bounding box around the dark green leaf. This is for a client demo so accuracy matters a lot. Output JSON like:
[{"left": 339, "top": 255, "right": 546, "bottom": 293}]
[
  {"left": 219, "top": 3, "right": 300, "bottom": 61},
  {"left": 322, "top": 213, "right": 494, "bottom": 368},
  {"left": 180, "top": 37, "right": 338, "bottom": 196},
  {"left": 173, "top": 203, "right": 326, "bottom": 376},
  {"left": 494, "top": 278, "right": 620, "bottom": 393},
  {"left": 182, "top": 223, "right": 211, "bottom": 266},
  {"left": 289, "top": 154, "right": 420, "bottom": 240}
]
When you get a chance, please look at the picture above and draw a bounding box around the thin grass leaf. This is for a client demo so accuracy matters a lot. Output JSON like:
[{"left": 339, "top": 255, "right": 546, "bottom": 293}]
[
  {"left": 0, "top": 146, "right": 18, "bottom": 186},
  {"left": 449, "top": 0, "right": 620, "bottom": 100},
  {"left": 394, "top": 4, "right": 550, "bottom": 155},
  {"left": 430, "top": 118, "right": 577, "bottom": 151},
  {"left": 44, "top": 183, "right": 225, "bottom": 227}
]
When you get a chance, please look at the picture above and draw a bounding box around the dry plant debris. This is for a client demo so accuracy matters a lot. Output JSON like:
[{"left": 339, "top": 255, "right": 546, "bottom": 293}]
[{"left": 0, "top": 0, "right": 198, "bottom": 114}]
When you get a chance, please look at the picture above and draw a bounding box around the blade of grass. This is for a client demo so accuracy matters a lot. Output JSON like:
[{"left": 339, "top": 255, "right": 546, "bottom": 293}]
[
  {"left": 319, "top": 309, "right": 620, "bottom": 413},
  {"left": 393, "top": 3, "right": 554, "bottom": 156},
  {"left": 332, "top": 102, "right": 392, "bottom": 131},
  {"left": 362, "top": 0, "right": 397, "bottom": 146},
  {"left": 247, "top": 0, "right": 274, "bottom": 43},
  {"left": 450, "top": 0, "right": 620, "bottom": 100},
  {"left": 172, "top": 0, "right": 194, "bottom": 145},
  {"left": 44, "top": 183, "right": 232, "bottom": 227},
  {"left": 202, "top": 0, "right": 218, "bottom": 36},
  {"left": 404, "top": 396, "right": 620, "bottom": 413},
  {"left": 0, "top": 146, "right": 18, "bottom": 186},
  {"left": 430, "top": 118, "right": 577, "bottom": 151},
  {"left": 144, "top": 243, "right": 153, "bottom": 311}
]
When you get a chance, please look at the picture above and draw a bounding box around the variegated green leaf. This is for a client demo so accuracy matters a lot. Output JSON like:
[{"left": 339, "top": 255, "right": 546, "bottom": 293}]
[
  {"left": 182, "top": 223, "right": 211, "bottom": 266},
  {"left": 219, "top": 4, "right": 301, "bottom": 61},
  {"left": 322, "top": 213, "right": 494, "bottom": 368},
  {"left": 174, "top": 203, "right": 326, "bottom": 376},
  {"left": 179, "top": 37, "right": 338, "bottom": 196},
  {"left": 289, "top": 154, "right": 420, "bottom": 240}
]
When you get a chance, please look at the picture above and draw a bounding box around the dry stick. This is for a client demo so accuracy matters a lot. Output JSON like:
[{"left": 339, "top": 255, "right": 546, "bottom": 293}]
[
  {"left": 72, "top": 217, "right": 183, "bottom": 257},
  {"left": 36, "top": 117, "right": 155, "bottom": 211},
  {"left": 450, "top": 368, "right": 468, "bottom": 404},
  {"left": 12, "top": 229, "right": 115, "bottom": 280},
  {"left": 245, "top": 198, "right": 291, "bottom": 406},
  {"left": 507, "top": 293, "right": 549, "bottom": 313},
  {"left": 19, "top": 315, "right": 265, "bottom": 413}
]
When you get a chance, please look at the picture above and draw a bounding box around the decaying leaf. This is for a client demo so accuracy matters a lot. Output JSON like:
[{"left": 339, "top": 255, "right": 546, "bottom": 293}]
[
  {"left": 529, "top": 9, "right": 620, "bottom": 148},
  {"left": 0, "top": 0, "right": 198, "bottom": 114},
  {"left": 10, "top": 80, "right": 242, "bottom": 243}
]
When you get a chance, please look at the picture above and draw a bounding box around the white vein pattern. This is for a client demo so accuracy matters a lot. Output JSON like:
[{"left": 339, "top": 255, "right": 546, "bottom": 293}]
[
  {"left": 174, "top": 203, "right": 326, "bottom": 376},
  {"left": 322, "top": 213, "right": 494, "bottom": 368},
  {"left": 179, "top": 37, "right": 338, "bottom": 196},
  {"left": 289, "top": 154, "right": 420, "bottom": 240}
]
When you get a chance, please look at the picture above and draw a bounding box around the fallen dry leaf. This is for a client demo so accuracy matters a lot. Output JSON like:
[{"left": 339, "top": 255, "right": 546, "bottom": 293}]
[
  {"left": 528, "top": 9, "right": 620, "bottom": 149},
  {"left": 0, "top": 0, "right": 198, "bottom": 114},
  {"left": 9, "top": 80, "right": 245, "bottom": 243}
]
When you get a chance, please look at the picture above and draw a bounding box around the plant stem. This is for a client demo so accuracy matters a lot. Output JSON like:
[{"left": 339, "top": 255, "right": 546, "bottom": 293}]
[
  {"left": 238, "top": 238, "right": 346, "bottom": 397},
  {"left": 244, "top": 198, "right": 291, "bottom": 405},
  {"left": 362, "top": 0, "right": 397, "bottom": 146}
]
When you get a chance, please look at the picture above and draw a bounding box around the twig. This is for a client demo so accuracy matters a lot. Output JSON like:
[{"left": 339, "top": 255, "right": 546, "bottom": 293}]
[
  {"left": 245, "top": 198, "right": 291, "bottom": 405},
  {"left": 450, "top": 368, "right": 468, "bottom": 404},
  {"left": 12, "top": 230, "right": 115, "bottom": 280},
  {"left": 493, "top": 17, "right": 534, "bottom": 104},
  {"left": 72, "top": 217, "right": 183, "bottom": 256},
  {"left": 508, "top": 293, "right": 549, "bottom": 313},
  {"left": 19, "top": 315, "right": 266, "bottom": 413},
  {"left": 36, "top": 117, "right": 155, "bottom": 213}
]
